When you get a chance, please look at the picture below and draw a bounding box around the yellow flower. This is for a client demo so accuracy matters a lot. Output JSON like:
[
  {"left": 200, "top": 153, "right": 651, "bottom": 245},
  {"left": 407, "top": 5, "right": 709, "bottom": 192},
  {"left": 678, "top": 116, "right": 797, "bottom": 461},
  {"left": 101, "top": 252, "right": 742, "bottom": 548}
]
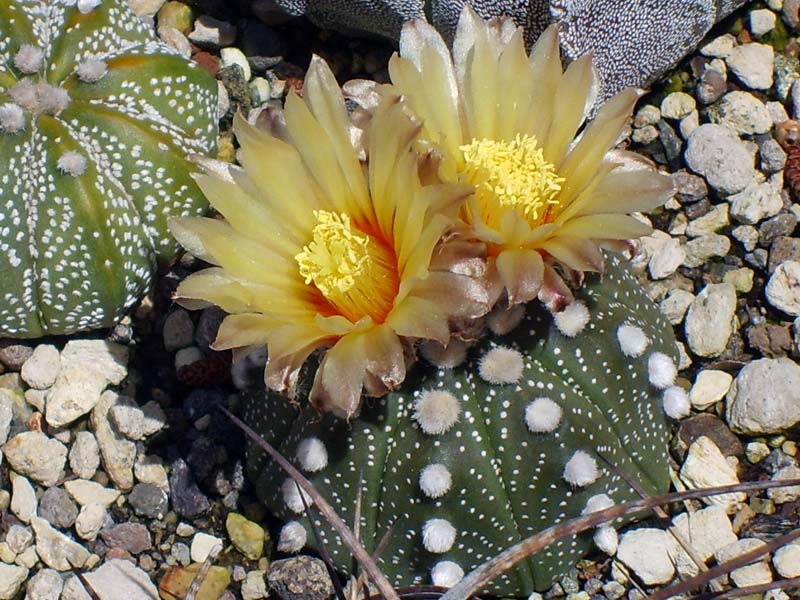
[
  {"left": 386, "top": 7, "right": 674, "bottom": 309},
  {"left": 169, "top": 56, "right": 489, "bottom": 418}
]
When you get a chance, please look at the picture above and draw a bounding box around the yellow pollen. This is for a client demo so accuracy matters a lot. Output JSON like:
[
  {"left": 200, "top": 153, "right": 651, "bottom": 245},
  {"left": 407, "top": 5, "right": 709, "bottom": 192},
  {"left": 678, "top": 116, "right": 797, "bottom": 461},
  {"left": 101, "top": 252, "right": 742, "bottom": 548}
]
[
  {"left": 295, "top": 210, "right": 370, "bottom": 297},
  {"left": 460, "top": 134, "right": 564, "bottom": 221}
]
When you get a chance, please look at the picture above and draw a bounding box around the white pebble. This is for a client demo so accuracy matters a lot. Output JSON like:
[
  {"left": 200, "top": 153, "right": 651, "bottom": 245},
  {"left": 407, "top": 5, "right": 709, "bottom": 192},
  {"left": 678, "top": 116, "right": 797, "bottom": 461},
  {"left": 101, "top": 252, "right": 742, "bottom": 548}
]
[
  {"left": 478, "top": 346, "right": 524, "bottom": 384},
  {"left": 281, "top": 478, "right": 314, "bottom": 514},
  {"left": 662, "top": 386, "right": 691, "bottom": 419},
  {"left": 617, "top": 324, "right": 649, "bottom": 357},
  {"left": 648, "top": 352, "right": 677, "bottom": 389},
  {"left": 419, "top": 464, "right": 452, "bottom": 498},
  {"left": 56, "top": 151, "right": 87, "bottom": 177},
  {"left": 77, "top": 0, "right": 102, "bottom": 13},
  {"left": 422, "top": 518, "right": 456, "bottom": 553},
  {"left": 524, "top": 397, "right": 562, "bottom": 433},
  {"left": 431, "top": 560, "right": 464, "bottom": 587},
  {"left": 563, "top": 450, "right": 600, "bottom": 487},
  {"left": 296, "top": 437, "right": 328, "bottom": 473},
  {"left": 553, "top": 300, "right": 590, "bottom": 337},
  {"left": 413, "top": 389, "right": 460, "bottom": 435},
  {"left": 593, "top": 525, "right": 619, "bottom": 555},
  {"left": 277, "top": 521, "right": 307, "bottom": 553}
]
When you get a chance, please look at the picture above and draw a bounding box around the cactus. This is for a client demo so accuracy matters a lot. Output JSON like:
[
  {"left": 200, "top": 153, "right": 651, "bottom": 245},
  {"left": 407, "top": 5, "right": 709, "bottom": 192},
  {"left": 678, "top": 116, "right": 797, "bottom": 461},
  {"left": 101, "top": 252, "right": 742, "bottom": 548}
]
[
  {"left": 0, "top": 0, "right": 217, "bottom": 337},
  {"left": 242, "top": 254, "right": 678, "bottom": 596}
]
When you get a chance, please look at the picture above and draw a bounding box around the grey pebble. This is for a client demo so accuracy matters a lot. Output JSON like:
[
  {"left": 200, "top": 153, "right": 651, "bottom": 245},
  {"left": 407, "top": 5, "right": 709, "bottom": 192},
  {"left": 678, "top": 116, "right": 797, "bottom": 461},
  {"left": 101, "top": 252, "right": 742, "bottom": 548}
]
[
  {"left": 128, "top": 483, "right": 169, "bottom": 518},
  {"left": 39, "top": 487, "right": 79, "bottom": 529},
  {"left": 685, "top": 124, "right": 757, "bottom": 195}
]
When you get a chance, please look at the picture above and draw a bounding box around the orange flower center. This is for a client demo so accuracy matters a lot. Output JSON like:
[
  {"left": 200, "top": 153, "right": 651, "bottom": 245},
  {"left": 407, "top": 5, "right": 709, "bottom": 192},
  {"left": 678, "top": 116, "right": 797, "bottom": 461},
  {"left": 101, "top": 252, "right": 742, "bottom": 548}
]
[{"left": 295, "top": 210, "right": 398, "bottom": 324}]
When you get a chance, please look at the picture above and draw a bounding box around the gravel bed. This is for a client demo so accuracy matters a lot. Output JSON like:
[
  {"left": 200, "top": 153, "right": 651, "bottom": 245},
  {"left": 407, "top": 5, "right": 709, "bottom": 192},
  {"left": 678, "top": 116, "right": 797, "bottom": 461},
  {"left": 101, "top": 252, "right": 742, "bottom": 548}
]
[{"left": 1, "top": 1, "right": 800, "bottom": 599}]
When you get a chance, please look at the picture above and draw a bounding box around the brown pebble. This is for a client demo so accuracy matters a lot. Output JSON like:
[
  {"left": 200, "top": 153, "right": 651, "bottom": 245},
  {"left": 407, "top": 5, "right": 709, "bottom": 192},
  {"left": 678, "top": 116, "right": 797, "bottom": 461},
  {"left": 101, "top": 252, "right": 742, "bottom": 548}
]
[{"left": 673, "top": 413, "right": 744, "bottom": 461}]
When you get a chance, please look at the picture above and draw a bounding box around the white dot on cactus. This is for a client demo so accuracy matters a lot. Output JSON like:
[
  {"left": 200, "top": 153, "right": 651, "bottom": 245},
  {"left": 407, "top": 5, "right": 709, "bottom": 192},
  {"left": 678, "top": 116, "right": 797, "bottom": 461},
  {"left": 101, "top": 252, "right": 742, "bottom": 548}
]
[
  {"left": 431, "top": 560, "right": 464, "bottom": 587},
  {"left": 419, "top": 463, "right": 452, "bottom": 498},
  {"left": 413, "top": 389, "right": 460, "bottom": 435},
  {"left": 553, "top": 300, "right": 590, "bottom": 337},
  {"left": 77, "top": 0, "right": 102, "bottom": 13},
  {"left": 422, "top": 518, "right": 457, "bottom": 553},
  {"left": 13, "top": 44, "right": 44, "bottom": 74},
  {"left": 593, "top": 525, "right": 619, "bottom": 555},
  {"left": 662, "top": 386, "right": 690, "bottom": 419},
  {"left": 488, "top": 304, "right": 526, "bottom": 336},
  {"left": 57, "top": 151, "right": 88, "bottom": 177},
  {"left": 0, "top": 103, "right": 25, "bottom": 135},
  {"left": 524, "top": 397, "right": 562, "bottom": 433},
  {"left": 277, "top": 521, "right": 307, "bottom": 553},
  {"left": 617, "top": 323, "right": 649, "bottom": 357},
  {"left": 582, "top": 493, "right": 615, "bottom": 515},
  {"left": 478, "top": 346, "right": 524, "bottom": 385},
  {"left": 281, "top": 478, "right": 314, "bottom": 514},
  {"left": 563, "top": 450, "right": 600, "bottom": 487},
  {"left": 296, "top": 437, "right": 328, "bottom": 472},
  {"left": 648, "top": 352, "right": 677, "bottom": 389},
  {"left": 420, "top": 339, "right": 467, "bottom": 369},
  {"left": 77, "top": 58, "right": 108, "bottom": 83}
]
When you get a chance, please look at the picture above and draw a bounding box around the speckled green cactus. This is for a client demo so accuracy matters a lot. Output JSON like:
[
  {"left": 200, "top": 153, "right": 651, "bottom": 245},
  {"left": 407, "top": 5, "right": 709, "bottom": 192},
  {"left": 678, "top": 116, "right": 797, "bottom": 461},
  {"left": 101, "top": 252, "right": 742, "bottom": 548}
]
[
  {"left": 243, "top": 255, "right": 679, "bottom": 596},
  {"left": 0, "top": 0, "right": 217, "bottom": 337}
]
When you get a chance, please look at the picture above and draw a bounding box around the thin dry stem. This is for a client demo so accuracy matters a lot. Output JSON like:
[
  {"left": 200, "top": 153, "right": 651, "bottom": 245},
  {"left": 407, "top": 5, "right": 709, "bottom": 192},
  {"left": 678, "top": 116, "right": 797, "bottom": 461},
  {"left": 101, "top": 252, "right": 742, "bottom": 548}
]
[{"left": 219, "top": 406, "right": 400, "bottom": 600}]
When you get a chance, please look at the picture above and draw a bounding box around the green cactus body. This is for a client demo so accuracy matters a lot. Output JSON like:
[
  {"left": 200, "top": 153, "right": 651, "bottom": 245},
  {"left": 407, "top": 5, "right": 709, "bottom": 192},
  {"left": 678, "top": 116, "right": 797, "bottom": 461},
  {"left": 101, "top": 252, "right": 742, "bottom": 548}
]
[
  {"left": 0, "top": 0, "right": 217, "bottom": 338},
  {"left": 243, "top": 255, "right": 678, "bottom": 596}
]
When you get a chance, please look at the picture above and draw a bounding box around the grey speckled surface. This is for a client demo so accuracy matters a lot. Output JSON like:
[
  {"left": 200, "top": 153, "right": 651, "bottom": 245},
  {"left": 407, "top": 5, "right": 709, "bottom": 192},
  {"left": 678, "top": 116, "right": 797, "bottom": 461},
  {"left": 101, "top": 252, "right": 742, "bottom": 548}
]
[{"left": 264, "top": 0, "right": 751, "bottom": 101}]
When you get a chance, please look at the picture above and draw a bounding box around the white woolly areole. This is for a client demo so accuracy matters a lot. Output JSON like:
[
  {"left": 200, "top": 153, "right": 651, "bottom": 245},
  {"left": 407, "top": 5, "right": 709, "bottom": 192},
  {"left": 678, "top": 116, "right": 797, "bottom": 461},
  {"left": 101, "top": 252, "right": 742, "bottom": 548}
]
[
  {"left": 296, "top": 437, "right": 328, "bottom": 472},
  {"left": 524, "top": 397, "right": 563, "bottom": 433},
  {"left": 648, "top": 352, "right": 677, "bottom": 389},
  {"left": 420, "top": 339, "right": 467, "bottom": 369},
  {"left": 77, "top": 58, "right": 108, "bottom": 83},
  {"left": 582, "top": 493, "right": 615, "bottom": 515},
  {"left": 553, "top": 300, "right": 590, "bottom": 337},
  {"left": 563, "top": 450, "right": 600, "bottom": 487},
  {"left": 14, "top": 44, "right": 44, "bottom": 74},
  {"left": 57, "top": 151, "right": 87, "bottom": 177},
  {"left": 593, "top": 525, "right": 619, "bottom": 555},
  {"left": 419, "top": 463, "right": 452, "bottom": 498},
  {"left": 617, "top": 323, "right": 649, "bottom": 357},
  {"left": 413, "top": 389, "right": 460, "bottom": 435},
  {"left": 422, "top": 518, "right": 457, "bottom": 554},
  {"left": 0, "top": 103, "right": 25, "bottom": 134},
  {"left": 478, "top": 346, "right": 524, "bottom": 385},
  {"left": 431, "top": 561, "right": 464, "bottom": 587},
  {"left": 662, "top": 386, "right": 691, "bottom": 419},
  {"left": 77, "top": 0, "right": 102, "bottom": 13},
  {"left": 488, "top": 304, "right": 526, "bottom": 335},
  {"left": 281, "top": 478, "right": 314, "bottom": 514},
  {"left": 277, "top": 521, "right": 307, "bottom": 553}
]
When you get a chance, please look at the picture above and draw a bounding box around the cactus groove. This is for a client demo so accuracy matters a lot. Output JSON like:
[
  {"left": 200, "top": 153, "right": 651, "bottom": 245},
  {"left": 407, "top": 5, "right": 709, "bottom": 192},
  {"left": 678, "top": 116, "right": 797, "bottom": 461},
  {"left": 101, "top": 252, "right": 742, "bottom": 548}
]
[
  {"left": 243, "top": 255, "right": 678, "bottom": 596},
  {"left": 0, "top": 0, "right": 217, "bottom": 337}
]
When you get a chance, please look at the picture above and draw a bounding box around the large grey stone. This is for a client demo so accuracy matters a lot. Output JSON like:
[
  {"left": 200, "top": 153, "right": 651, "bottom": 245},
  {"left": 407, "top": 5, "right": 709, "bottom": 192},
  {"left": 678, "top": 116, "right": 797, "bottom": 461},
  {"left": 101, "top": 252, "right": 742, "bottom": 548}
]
[
  {"left": 684, "top": 283, "right": 736, "bottom": 357},
  {"left": 31, "top": 517, "right": 91, "bottom": 571},
  {"left": 3, "top": 431, "right": 67, "bottom": 487},
  {"left": 83, "top": 559, "right": 159, "bottom": 600},
  {"left": 685, "top": 124, "right": 757, "bottom": 195},
  {"left": 726, "top": 357, "right": 800, "bottom": 434}
]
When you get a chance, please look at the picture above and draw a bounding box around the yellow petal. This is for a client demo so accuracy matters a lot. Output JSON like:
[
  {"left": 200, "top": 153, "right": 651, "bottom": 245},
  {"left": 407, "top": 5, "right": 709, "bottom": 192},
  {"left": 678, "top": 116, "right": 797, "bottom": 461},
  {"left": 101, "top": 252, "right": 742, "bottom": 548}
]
[
  {"left": 462, "top": 21, "right": 499, "bottom": 140},
  {"left": 387, "top": 296, "right": 450, "bottom": 343},
  {"left": 363, "top": 324, "right": 406, "bottom": 392},
  {"left": 557, "top": 88, "right": 639, "bottom": 207},
  {"left": 310, "top": 332, "right": 368, "bottom": 417},
  {"left": 543, "top": 55, "right": 594, "bottom": 168},
  {"left": 304, "top": 55, "right": 371, "bottom": 212},
  {"left": 555, "top": 214, "right": 652, "bottom": 240},
  {"left": 213, "top": 313, "right": 276, "bottom": 350},
  {"left": 495, "top": 248, "right": 544, "bottom": 305},
  {"left": 567, "top": 167, "right": 674, "bottom": 219},
  {"left": 540, "top": 236, "right": 605, "bottom": 272},
  {"left": 496, "top": 28, "right": 534, "bottom": 141},
  {"left": 523, "top": 23, "right": 561, "bottom": 141},
  {"left": 175, "top": 268, "right": 255, "bottom": 313}
]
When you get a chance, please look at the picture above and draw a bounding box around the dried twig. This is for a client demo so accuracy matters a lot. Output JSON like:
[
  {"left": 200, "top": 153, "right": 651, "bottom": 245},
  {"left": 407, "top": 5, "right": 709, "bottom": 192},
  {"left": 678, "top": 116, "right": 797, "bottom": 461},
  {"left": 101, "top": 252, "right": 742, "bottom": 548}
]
[
  {"left": 185, "top": 542, "right": 223, "bottom": 600},
  {"left": 440, "top": 478, "right": 800, "bottom": 600},
  {"left": 219, "top": 406, "right": 400, "bottom": 600}
]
